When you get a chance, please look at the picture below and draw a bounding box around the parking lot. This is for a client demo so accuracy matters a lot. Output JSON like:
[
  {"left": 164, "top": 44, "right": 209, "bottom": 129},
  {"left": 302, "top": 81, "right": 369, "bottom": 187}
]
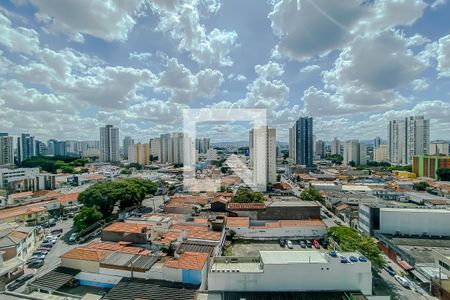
[{"left": 230, "top": 240, "right": 328, "bottom": 257}]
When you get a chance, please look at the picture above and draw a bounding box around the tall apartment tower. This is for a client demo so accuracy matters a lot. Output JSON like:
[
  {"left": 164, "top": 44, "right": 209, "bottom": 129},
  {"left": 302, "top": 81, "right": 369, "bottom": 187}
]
[
  {"left": 17, "top": 133, "right": 34, "bottom": 164},
  {"left": 149, "top": 138, "right": 161, "bottom": 162},
  {"left": 331, "top": 137, "right": 341, "bottom": 155},
  {"left": 100, "top": 125, "right": 120, "bottom": 162},
  {"left": 250, "top": 126, "right": 276, "bottom": 190},
  {"left": 195, "top": 138, "right": 210, "bottom": 154},
  {"left": 389, "top": 116, "right": 430, "bottom": 165},
  {"left": 123, "top": 136, "right": 134, "bottom": 158},
  {"left": 315, "top": 140, "right": 325, "bottom": 159},
  {"left": 289, "top": 117, "right": 313, "bottom": 168},
  {"left": 343, "top": 140, "right": 367, "bottom": 166},
  {"left": 0, "top": 133, "right": 14, "bottom": 166},
  {"left": 128, "top": 143, "right": 150, "bottom": 165},
  {"left": 374, "top": 137, "right": 382, "bottom": 148}
]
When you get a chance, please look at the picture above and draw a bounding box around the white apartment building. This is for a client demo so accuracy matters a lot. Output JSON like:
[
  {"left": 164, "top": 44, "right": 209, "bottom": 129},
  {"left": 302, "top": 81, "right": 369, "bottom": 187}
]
[
  {"left": 100, "top": 125, "right": 120, "bottom": 162},
  {"left": 0, "top": 135, "right": 14, "bottom": 166},
  {"left": 373, "top": 144, "right": 389, "bottom": 162},
  {"left": 343, "top": 140, "right": 367, "bottom": 166},
  {"left": 206, "top": 148, "right": 218, "bottom": 161},
  {"left": 429, "top": 142, "right": 449, "bottom": 155},
  {"left": 331, "top": 137, "right": 341, "bottom": 155},
  {"left": 149, "top": 138, "right": 161, "bottom": 161},
  {"left": 0, "top": 168, "right": 55, "bottom": 192},
  {"left": 250, "top": 127, "right": 276, "bottom": 190},
  {"left": 158, "top": 133, "right": 193, "bottom": 165},
  {"left": 128, "top": 143, "right": 150, "bottom": 165},
  {"left": 389, "top": 116, "right": 430, "bottom": 165}
]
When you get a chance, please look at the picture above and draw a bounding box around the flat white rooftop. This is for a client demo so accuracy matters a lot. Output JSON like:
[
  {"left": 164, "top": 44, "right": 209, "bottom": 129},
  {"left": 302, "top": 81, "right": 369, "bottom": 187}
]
[{"left": 260, "top": 251, "right": 328, "bottom": 264}]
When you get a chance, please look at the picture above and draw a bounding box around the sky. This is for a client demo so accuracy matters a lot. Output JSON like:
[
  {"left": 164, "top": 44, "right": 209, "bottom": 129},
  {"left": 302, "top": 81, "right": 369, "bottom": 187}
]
[{"left": 0, "top": 0, "right": 449, "bottom": 143}]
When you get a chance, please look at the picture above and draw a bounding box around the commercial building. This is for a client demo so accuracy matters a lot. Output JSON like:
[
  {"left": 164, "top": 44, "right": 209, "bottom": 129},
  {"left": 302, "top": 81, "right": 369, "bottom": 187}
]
[
  {"left": 0, "top": 133, "right": 14, "bottom": 166},
  {"left": 343, "top": 140, "right": 367, "bottom": 166},
  {"left": 208, "top": 250, "right": 372, "bottom": 295},
  {"left": 249, "top": 126, "right": 276, "bottom": 189},
  {"left": 373, "top": 144, "right": 389, "bottom": 162},
  {"left": 413, "top": 154, "right": 450, "bottom": 179},
  {"left": 0, "top": 168, "right": 55, "bottom": 193},
  {"left": 17, "top": 133, "right": 34, "bottom": 163},
  {"left": 128, "top": 143, "right": 150, "bottom": 165},
  {"left": 359, "top": 203, "right": 450, "bottom": 237},
  {"left": 289, "top": 116, "right": 313, "bottom": 168},
  {"left": 122, "top": 136, "right": 134, "bottom": 158},
  {"left": 100, "top": 125, "right": 120, "bottom": 162},
  {"left": 389, "top": 116, "right": 430, "bottom": 165},
  {"left": 315, "top": 140, "right": 325, "bottom": 159}
]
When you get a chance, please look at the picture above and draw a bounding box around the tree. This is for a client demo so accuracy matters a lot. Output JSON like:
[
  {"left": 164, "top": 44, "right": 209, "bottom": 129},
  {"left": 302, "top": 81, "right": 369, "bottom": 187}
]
[
  {"left": 300, "top": 187, "right": 322, "bottom": 202},
  {"left": 325, "top": 154, "right": 343, "bottom": 165},
  {"left": 348, "top": 161, "right": 356, "bottom": 167},
  {"left": 276, "top": 174, "right": 281, "bottom": 182},
  {"left": 234, "top": 190, "right": 264, "bottom": 203},
  {"left": 437, "top": 168, "right": 450, "bottom": 181},
  {"left": 413, "top": 181, "right": 429, "bottom": 191},
  {"left": 73, "top": 207, "right": 103, "bottom": 232},
  {"left": 328, "top": 226, "right": 386, "bottom": 272}
]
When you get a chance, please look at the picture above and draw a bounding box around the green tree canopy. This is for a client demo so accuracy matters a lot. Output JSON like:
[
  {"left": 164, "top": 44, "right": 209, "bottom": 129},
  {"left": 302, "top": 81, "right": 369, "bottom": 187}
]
[
  {"left": 325, "top": 154, "right": 343, "bottom": 165},
  {"left": 234, "top": 190, "right": 265, "bottom": 203},
  {"left": 437, "top": 168, "right": 450, "bottom": 181},
  {"left": 413, "top": 181, "right": 429, "bottom": 191},
  {"left": 328, "top": 226, "right": 386, "bottom": 272},
  {"left": 300, "top": 187, "right": 322, "bottom": 202},
  {"left": 77, "top": 178, "right": 157, "bottom": 216},
  {"left": 73, "top": 207, "right": 103, "bottom": 232},
  {"left": 21, "top": 156, "right": 87, "bottom": 174}
]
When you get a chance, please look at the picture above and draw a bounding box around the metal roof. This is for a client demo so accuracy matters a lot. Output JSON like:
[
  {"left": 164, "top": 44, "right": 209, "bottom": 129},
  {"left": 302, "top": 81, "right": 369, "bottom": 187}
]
[
  {"left": 100, "top": 252, "right": 158, "bottom": 270},
  {"left": 30, "top": 267, "right": 80, "bottom": 291},
  {"left": 103, "top": 278, "right": 198, "bottom": 300},
  {"left": 260, "top": 251, "right": 328, "bottom": 264},
  {"left": 176, "top": 241, "right": 217, "bottom": 256},
  {"left": 223, "top": 292, "right": 356, "bottom": 300}
]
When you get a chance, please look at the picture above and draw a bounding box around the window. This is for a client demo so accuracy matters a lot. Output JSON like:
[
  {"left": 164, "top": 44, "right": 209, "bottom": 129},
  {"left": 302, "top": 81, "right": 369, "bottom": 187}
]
[{"left": 27, "top": 214, "right": 32, "bottom": 218}]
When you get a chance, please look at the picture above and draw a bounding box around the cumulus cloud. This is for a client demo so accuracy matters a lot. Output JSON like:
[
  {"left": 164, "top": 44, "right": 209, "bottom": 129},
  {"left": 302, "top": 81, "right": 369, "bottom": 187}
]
[
  {"left": 300, "top": 64, "right": 320, "bottom": 73},
  {"left": 20, "top": 0, "right": 148, "bottom": 42},
  {"left": 0, "top": 11, "right": 40, "bottom": 54},
  {"left": 149, "top": 0, "right": 238, "bottom": 66},
  {"left": 411, "top": 78, "right": 429, "bottom": 91},
  {"left": 255, "top": 61, "right": 284, "bottom": 79},
  {"left": 437, "top": 34, "right": 450, "bottom": 77}
]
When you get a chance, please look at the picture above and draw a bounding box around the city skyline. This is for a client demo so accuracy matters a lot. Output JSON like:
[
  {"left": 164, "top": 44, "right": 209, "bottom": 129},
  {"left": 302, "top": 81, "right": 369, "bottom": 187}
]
[{"left": 0, "top": 1, "right": 449, "bottom": 142}]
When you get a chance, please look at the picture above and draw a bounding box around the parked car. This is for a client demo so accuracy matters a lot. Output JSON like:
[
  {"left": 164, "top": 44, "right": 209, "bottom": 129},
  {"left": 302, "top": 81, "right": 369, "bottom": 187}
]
[
  {"left": 385, "top": 266, "right": 397, "bottom": 276},
  {"left": 7, "top": 280, "right": 25, "bottom": 291},
  {"left": 27, "top": 260, "right": 44, "bottom": 269},
  {"left": 299, "top": 240, "right": 307, "bottom": 248},
  {"left": 30, "top": 253, "right": 46, "bottom": 260},
  {"left": 313, "top": 240, "right": 320, "bottom": 249},
  {"left": 340, "top": 256, "right": 349, "bottom": 264},
  {"left": 16, "top": 273, "right": 34, "bottom": 283},
  {"left": 358, "top": 256, "right": 368, "bottom": 262},
  {"left": 68, "top": 212, "right": 75, "bottom": 218},
  {"left": 279, "top": 239, "right": 286, "bottom": 247},
  {"left": 51, "top": 229, "right": 63, "bottom": 236},
  {"left": 306, "top": 240, "right": 312, "bottom": 248},
  {"left": 62, "top": 215, "right": 68, "bottom": 220},
  {"left": 32, "top": 251, "right": 48, "bottom": 256},
  {"left": 286, "top": 240, "right": 293, "bottom": 249},
  {"left": 36, "top": 248, "right": 50, "bottom": 254},
  {"left": 69, "top": 233, "right": 78, "bottom": 244},
  {"left": 321, "top": 241, "right": 328, "bottom": 249},
  {"left": 40, "top": 242, "right": 53, "bottom": 248},
  {"left": 395, "top": 275, "right": 410, "bottom": 289},
  {"left": 48, "top": 218, "right": 57, "bottom": 226},
  {"left": 329, "top": 251, "right": 337, "bottom": 258},
  {"left": 349, "top": 256, "right": 358, "bottom": 263}
]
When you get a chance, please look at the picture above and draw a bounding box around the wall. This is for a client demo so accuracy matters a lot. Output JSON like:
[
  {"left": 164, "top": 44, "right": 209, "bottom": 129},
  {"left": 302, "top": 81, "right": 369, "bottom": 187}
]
[
  {"left": 208, "top": 257, "right": 372, "bottom": 295},
  {"left": 380, "top": 209, "right": 450, "bottom": 237},
  {"left": 61, "top": 258, "right": 99, "bottom": 273},
  {"left": 162, "top": 265, "right": 182, "bottom": 283},
  {"left": 228, "top": 225, "right": 326, "bottom": 240},
  {"left": 257, "top": 206, "right": 320, "bottom": 220},
  {"left": 182, "top": 269, "right": 201, "bottom": 285},
  {"left": 75, "top": 272, "right": 121, "bottom": 288},
  {"left": 101, "top": 231, "right": 149, "bottom": 244}
]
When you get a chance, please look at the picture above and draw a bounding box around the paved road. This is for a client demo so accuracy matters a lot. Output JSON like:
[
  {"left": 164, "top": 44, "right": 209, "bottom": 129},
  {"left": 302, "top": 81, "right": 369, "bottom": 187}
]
[{"left": 142, "top": 195, "right": 166, "bottom": 212}]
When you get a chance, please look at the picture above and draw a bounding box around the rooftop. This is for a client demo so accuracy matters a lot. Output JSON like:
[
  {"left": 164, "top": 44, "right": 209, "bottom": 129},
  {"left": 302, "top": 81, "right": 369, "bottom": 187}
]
[
  {"left": 260, "top": 251, "right": 328, "bottom": 264},
  {"left": 103, "top": 222, "right": 151, "bottom": 234},
  {"left": 100, "top": 252, "right": 158, "bottom": 270},
  {"left": 61, "top": 247, "right": 112, "bottom": 262},
  {"left": 227, "top": 202, "right": 266, "bottom": 210},
  {"left": 164, "top": 251, "right": 209, "bottom": 270},
  {"left": 226, "top": 217, "right": 250, "bottom": 227},
  {"left": 176, "top": 241, "right": 217, "bottom": 256}
]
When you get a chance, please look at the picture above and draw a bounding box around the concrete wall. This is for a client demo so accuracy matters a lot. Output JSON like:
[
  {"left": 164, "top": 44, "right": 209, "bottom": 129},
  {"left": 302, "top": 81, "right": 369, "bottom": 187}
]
[
  {"left": 380, "top": 209, "right": 450, "bottom": 237},
  {"left": 101, "top": 231, "right": 149, "bottom": 244},
  {"left": 228, "top": 225, "right": 326, "bottom": 240},
  {"left": 75, "top": 272, "right": 121, "bottom": 288},
  {"left": 208, "top": 257, "right": 372, "bottom": 295},
  {"left": 257, "top": 206, "right": 320, "bottom": 220},
  {"left": 162, "top": 265, "right": 182, "bottom": 282},
  {"left": 61, "top": 258, "right": 100, "bottom": 273}
]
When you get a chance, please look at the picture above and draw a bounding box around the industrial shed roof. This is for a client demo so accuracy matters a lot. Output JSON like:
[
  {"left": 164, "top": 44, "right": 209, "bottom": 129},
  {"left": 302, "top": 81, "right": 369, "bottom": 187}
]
[
  {"left": 100, "top": 252, "right": 158, "bottom": 270},
  {"left": 103, "top": 278, "right": 198, "bottom": 300},
  {"left": 176, "top": 241, "right": 217, "bottom": 256},
  {"left": 30, "top": 267, "right": 79, "bottom": 291}
]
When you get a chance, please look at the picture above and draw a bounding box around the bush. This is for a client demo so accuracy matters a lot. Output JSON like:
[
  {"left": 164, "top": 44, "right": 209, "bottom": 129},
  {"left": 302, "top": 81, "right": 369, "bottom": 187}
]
[{"left": 234, "top": 190, "right": 264, "bottom": 203}]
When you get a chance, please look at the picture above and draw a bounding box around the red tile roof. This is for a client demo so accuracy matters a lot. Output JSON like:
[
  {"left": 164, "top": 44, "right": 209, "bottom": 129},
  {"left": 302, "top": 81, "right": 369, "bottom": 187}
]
[
  {"left": 58, "top": 192, "right": 80, "bottom": 204},
  {"left": 227, "top": 202, "right": 266, "bottom": 210},
  {"left": 188, "top": 230, "right": 221, "bottom": 241},
  {"left": 164, "top": 252, "right": 209, "bottom": 270},
  {"left": 61, "top": 247, "right": 112, "bottom": 262},
  {"left": 226, "top": 217, "right": 250, "bottom": 228},
  {"left": 86, "top": 241, "right": 145, "bottom": 254},
  {"left": 103, "top": 222, "right": 151, "bottom": 234},
  {"left": 171, "top": 224, "right": 208, "bottom": 232}
]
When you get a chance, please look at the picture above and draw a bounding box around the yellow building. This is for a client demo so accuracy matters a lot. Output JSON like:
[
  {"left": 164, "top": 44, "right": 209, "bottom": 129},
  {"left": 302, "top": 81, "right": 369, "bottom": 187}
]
[
  {"left": 393, "top": 170, "right": 416, "bottom": 179},
  {"left": 128, "top": 143, "right": 150, "bottom": 165},
  {"left": 0, "top": 205, "right": 48, "bottom": 225}
]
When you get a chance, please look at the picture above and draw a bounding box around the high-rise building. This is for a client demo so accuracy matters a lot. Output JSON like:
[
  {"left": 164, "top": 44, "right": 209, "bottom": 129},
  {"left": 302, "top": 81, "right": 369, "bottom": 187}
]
[
  {"left": 128, "top": 143, "right": 150, "bottom": 165},
  {"left": 429, "top": 142, "right": 449, "bottom": 156},
  {"left": 149, "top": 138, "right": 161, "bottom": 161},
  {"left": 389, "top": 116, "right": 430, "bottom": 165},
  {"left": 374, "top": 136, "right": 382, "bottom": 148},
  {"left": 289, "top": 117, "right": 313, "bottom": 168},
  {"left": 17, "top": 133, "right": 34, "bottom": 163},
  {"left": 0, "top": 133, "right": 14, "bottom": 166},
  {"left": 123, "top": 136, "right": 134, "bottom": 158},
  {"left": 195, "top": 138, "right": 210, "bottom": 154},
  {"left": 250, "top": 126, "right": 276, "bottom": 189},
  {"left": 374, "top": 144, "right": 389, "bottom": 162},
  {"left": 100, "top": 125, "right": 120, "bottom": 162},
  {"left": 343, "top": 140, "right": 367, "bottom": 166},
  {"left": 331, "top": 137, "right": 341, "bottom": 156},
  {"left": 158, "top": 133, "right": 191, "bottom": 165},
  {"left": 315, "top": 140, "right": 325, "bottom": 159},
  {"left": 34, "top": 140, "right": 47, "bottom": 156}
]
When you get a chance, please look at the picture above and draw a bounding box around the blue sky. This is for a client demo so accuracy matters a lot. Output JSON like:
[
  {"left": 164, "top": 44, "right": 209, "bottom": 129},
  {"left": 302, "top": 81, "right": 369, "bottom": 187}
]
[{"left": 0, "top": 0, "right": 449, "bottom": 143}]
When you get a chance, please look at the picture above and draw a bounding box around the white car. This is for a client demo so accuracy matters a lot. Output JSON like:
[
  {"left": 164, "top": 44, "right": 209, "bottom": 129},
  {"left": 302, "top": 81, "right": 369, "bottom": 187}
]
[
  {"left": 286, "top": 240, "right": 293, "bottom": 249},
  {"left": 394, "top": 275, "right": 411, "bottom": 289}
]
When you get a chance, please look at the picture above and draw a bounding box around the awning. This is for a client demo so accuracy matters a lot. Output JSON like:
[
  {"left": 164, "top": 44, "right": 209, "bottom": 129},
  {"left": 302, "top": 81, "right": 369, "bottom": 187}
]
[{"left": 399, "top": 260, "right": 413, "bottom": 271}]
